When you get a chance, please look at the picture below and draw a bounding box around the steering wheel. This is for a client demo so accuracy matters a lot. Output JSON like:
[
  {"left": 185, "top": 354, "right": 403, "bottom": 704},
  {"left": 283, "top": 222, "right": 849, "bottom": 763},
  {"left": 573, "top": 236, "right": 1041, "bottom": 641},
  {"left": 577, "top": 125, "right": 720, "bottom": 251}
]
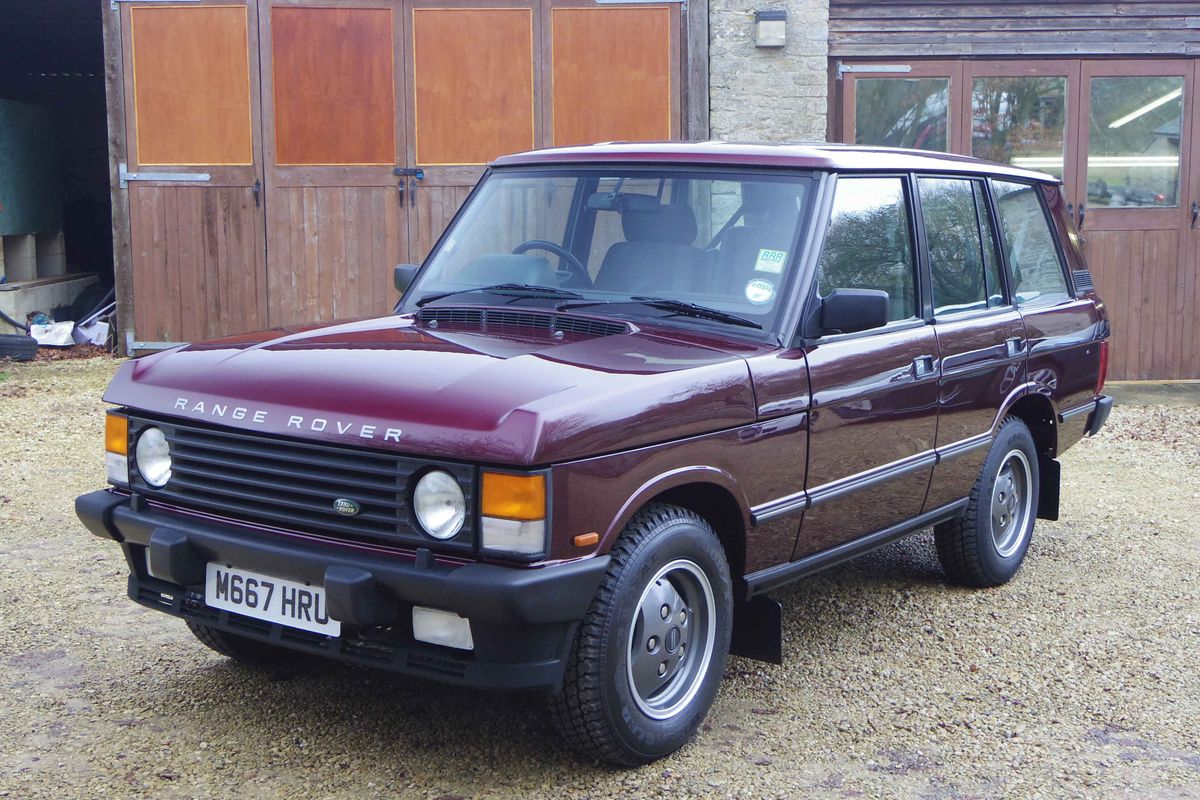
[{"left": 512, "top": 239, "right": 588, "bottom": 285}]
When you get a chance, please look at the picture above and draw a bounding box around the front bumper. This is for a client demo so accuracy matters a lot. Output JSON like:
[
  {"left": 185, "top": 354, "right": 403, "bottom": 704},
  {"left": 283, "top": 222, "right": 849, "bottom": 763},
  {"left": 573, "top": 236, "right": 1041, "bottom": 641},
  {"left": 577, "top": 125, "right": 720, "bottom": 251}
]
[{"left": 76, "top": 490, "right": 609, "bottom": 691}]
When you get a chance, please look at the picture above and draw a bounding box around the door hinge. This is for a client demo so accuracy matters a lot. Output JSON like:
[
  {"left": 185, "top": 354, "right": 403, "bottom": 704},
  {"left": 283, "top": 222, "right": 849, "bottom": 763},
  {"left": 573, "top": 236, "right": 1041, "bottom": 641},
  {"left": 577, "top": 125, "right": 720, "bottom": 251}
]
[{"left": 119, "top": 163, "right": 211, "bottom": 189}]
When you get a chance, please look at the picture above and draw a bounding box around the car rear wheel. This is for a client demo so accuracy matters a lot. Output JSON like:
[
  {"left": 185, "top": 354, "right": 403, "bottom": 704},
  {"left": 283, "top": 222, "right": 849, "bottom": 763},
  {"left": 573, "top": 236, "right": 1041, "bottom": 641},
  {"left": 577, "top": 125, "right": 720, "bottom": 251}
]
[
  {"left": 548, "top": 503, "right": 732, "bottom": 765},
  {"left": 186, "top": 622, "right": 290, "bottom": 666},
  {"left": 935, "top": 416, "right": 1040, "bottom": 587}
]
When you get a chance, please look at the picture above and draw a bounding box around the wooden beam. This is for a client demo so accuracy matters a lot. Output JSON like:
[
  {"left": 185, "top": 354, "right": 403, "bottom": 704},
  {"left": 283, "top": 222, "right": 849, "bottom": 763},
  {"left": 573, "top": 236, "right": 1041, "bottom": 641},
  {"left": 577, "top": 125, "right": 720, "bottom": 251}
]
[
  {"left": 684, "top": 0, "right": 709, "bottom": 141},
  {"left": 101, "top": 0, "right": 134, "bottom": 354}
]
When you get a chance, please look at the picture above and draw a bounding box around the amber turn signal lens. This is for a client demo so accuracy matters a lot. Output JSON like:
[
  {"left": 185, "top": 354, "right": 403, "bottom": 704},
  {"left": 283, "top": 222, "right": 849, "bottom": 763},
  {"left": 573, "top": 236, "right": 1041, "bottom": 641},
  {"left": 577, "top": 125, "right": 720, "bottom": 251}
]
[
  {"left": 105, "top": 413, "right": 128, "bottom": 455},
  {"left": 573, "top": 532, "right": 599, "bottom": 548},
  {"left": 481, "top": 472, "right": 546, "bottom": 521}
]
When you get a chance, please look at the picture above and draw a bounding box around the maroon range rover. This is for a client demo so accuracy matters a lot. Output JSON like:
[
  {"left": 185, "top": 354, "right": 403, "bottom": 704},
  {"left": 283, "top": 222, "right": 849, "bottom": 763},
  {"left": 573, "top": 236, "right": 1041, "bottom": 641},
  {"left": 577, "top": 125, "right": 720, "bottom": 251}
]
[{"left": 77, "top": 143, "right": 1111, "bottom": 765}]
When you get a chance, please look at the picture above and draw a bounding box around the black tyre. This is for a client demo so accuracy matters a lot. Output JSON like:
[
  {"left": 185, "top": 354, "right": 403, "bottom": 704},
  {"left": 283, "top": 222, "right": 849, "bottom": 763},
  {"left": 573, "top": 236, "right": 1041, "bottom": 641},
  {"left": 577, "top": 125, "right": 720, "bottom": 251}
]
[
  {"left": 186, "top": 622, "right": 290, "bottom": 666},
  {"left": 0, "top": 334, "right": 37, "bottom": 362},
  {"left": 548, "top": 503, "right": 733, "bottom": 766},
  {"left": 935, "top": 416, "right": 1040, "bottom": 587}
]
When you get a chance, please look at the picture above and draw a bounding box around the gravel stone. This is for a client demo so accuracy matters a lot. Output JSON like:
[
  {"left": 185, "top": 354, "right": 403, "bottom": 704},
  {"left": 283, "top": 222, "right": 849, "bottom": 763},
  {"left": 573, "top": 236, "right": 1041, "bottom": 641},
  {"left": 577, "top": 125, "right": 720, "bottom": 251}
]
[{"left": 0, "top": 358, "right": 1197, "bottom": 798}]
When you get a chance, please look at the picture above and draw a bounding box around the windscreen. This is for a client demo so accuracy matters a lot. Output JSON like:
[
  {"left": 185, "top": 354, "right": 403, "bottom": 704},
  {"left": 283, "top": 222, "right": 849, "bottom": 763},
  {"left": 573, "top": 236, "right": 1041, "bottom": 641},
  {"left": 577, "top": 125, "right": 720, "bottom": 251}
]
[{"left": 403, "top": 168, "right": 818, "bottom": 335}]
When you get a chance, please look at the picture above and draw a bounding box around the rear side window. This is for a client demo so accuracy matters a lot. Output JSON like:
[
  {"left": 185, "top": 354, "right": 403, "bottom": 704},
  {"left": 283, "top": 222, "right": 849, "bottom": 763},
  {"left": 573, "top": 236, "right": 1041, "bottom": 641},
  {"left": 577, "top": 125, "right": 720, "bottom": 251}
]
[
  {"left": 817, "top": 177, "right": 918, "bottom": 323},
  {"left": 991, "top": 180, "right": 1070, "bottom": 306},
  {"left": 918, "top": 177, "right": 994, "bottom": 315}
]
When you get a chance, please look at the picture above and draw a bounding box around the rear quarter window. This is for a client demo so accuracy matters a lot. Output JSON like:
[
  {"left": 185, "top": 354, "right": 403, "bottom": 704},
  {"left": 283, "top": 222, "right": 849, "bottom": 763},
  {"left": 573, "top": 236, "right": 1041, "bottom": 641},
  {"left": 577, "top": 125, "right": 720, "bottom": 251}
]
[{"left": 991, "top": 180, "right": 1071, "bottom": 306}]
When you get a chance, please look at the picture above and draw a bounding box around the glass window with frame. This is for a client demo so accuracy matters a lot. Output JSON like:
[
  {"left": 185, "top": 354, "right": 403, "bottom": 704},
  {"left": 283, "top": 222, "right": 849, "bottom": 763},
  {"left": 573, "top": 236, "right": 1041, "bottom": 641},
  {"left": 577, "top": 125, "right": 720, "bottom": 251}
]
[
  {"left": 971, "top": 76, "right": 1068, "bottom": 178},
  {"left": 991, "top": 180, "right": 1070, "bottom": 306},
  {"left": 855, "top": 78, "right": 950, "bottom": 152},
  {"left": 817, "top": 177, "right": 918, "bottom": 324},
  {"left": 1087, "top": 75, "right": 1183, "bottom": 208},
  {"left": 918, "top": 177, "right": 989, "bottom": 315}
]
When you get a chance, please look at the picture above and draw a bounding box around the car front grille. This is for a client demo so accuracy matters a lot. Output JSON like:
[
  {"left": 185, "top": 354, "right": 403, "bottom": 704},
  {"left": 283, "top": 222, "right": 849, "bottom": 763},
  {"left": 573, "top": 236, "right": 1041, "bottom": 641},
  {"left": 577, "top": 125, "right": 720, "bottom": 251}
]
[{"left": 127, "top": 415, "right": 475, "bottom": 552}]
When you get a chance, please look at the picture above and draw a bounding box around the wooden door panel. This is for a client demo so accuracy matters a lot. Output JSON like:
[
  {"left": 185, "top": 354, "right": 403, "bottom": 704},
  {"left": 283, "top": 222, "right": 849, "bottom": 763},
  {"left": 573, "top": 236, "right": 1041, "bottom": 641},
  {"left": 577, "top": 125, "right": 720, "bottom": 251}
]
[
  {"left": 550, "top": 6, "right": 675, "bottom": 146},
  {"left": 270, "top": 6, "right": 397, "bottom": 166},
  {"left": 266, "top": 186, "right": 402, "bottom": 326},
  {"left": 121, "top": 2, "right": 268, "bottom": 344},
  {"left": 260, "top": 1, "right": 407, "bottom": 328},
  {"left": 128, "top": 5, "right": 254, "bottom": 167},
  {"left": 412, "top": 8, "right": 535, "bottom": 166},
  {"left": 130, "top": 185, "right": 266, "bottom": 342}
]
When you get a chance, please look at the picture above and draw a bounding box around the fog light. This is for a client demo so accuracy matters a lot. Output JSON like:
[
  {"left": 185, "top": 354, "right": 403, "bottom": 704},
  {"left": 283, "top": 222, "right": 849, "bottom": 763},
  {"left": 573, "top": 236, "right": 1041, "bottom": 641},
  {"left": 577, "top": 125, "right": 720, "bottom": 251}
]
[
  {"left": 412, "top": 606, "right": 474, "bottom": 650},
  {"left": 481, "top": 517, "right": 546, "bottom": 557},
  {"left": 106, "top": 452, "right": 128, "bottom": 486}
]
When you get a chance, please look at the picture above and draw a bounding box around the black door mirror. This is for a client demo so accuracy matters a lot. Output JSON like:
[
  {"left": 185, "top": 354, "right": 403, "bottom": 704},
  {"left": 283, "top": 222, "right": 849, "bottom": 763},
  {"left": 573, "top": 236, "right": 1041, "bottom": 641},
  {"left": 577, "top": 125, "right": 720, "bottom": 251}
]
[
  {"left": 820, "top": 288, "right": 889, "bottom": 334},
  {"left": 394, "top": 263, "right": 420, "bottom": 294}
]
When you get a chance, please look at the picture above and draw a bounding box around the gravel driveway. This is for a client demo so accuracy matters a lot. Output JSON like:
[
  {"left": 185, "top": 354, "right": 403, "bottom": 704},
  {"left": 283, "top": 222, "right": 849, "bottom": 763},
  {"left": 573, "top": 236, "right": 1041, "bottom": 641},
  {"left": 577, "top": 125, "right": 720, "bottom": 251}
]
[{"left": 1, "top": 358, "right": 1197, "bottom": 799}]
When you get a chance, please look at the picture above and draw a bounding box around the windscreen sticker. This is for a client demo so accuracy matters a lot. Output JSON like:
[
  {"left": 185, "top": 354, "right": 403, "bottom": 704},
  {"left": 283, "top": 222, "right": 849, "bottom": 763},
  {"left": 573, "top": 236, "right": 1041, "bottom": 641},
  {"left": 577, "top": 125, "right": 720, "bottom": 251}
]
[
  {"left": 744, "top": 279, "right": 776, "bottom": 305},
  {"left": 753, "top": 248, "right": 787, "bottom": 274}
]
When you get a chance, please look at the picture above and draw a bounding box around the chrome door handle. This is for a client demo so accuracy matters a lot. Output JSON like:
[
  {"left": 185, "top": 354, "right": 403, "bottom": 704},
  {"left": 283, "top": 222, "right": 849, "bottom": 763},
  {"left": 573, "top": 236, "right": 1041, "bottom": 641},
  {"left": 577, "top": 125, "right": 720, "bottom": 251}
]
[
  {"left": 1005, "top": 337, "right": 1024, "bottom": 358},
  {"left": 912, "top": 355, "right": 935, "bottom": 378}
]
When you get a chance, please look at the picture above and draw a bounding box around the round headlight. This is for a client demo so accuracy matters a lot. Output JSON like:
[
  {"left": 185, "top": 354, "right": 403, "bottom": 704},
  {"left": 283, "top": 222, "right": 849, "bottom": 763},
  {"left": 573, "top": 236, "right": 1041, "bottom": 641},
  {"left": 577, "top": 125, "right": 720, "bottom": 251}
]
[
  {"left": 135, "top": 426, "right": 172, "bottom": 487},
  {"left": 413, "top": 470, "right": 466, "bottom": 540}
]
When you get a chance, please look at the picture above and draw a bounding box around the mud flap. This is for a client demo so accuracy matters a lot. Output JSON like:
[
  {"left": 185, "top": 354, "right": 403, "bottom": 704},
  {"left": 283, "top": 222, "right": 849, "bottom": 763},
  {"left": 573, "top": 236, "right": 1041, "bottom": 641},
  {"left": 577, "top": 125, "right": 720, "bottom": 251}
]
[
  {"left": 730, "top": 594, "right": 783, "bottom": 665},
  {"left": 1037, "top": 457, "right": 1060, "bottom": 521}
]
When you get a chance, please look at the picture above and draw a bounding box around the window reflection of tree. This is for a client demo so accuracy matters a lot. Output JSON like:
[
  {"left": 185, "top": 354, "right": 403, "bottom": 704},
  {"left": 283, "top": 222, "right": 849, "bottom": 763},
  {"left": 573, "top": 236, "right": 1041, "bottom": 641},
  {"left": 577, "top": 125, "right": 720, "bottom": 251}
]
[
  {"left": 817, "top": 183, "right": 917, "bottom": 322},
  {"left": 856, "top": 79, "right": 949, "bottom": 151}
]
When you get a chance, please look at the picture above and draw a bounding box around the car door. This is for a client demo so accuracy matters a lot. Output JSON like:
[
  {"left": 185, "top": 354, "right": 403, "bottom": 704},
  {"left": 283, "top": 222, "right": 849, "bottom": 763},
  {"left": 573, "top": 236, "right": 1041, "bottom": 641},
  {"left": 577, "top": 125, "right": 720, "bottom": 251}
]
[
  {"left": 917, "top": 176, "right": 1028, "bottom": 511},
  {"left": 793, "top": 175, "right": 941, "bottom": 559}
]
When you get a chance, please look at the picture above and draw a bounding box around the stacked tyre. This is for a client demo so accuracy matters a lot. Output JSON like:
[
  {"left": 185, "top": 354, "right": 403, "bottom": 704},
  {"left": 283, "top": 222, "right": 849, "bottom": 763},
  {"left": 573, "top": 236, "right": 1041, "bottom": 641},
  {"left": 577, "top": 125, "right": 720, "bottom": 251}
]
[{"left": 0, "top": 334, "right": 37, "bottom": 362}]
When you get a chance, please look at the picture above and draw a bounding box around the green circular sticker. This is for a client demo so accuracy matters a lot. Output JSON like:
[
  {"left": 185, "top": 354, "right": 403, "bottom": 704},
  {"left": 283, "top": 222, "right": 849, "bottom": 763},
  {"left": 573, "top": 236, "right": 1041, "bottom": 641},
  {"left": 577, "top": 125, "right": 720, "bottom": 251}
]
[{"left": 744, "top": 279, "right": 775, "bottom": 305}]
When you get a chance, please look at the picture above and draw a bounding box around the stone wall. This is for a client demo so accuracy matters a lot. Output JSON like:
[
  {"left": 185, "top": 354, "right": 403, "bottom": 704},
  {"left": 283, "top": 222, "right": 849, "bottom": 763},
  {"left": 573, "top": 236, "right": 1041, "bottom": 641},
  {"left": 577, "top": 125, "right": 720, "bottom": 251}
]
[{"left": 708, "top": 0, "right": 829, "bottom": 142}]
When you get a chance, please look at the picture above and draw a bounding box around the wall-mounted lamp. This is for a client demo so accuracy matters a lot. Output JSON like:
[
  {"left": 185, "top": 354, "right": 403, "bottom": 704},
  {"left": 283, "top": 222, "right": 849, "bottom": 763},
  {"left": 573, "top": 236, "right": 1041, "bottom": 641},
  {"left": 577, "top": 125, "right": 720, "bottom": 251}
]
[{"left": 754, "top": 9, "right": 787, "bottom": 48}]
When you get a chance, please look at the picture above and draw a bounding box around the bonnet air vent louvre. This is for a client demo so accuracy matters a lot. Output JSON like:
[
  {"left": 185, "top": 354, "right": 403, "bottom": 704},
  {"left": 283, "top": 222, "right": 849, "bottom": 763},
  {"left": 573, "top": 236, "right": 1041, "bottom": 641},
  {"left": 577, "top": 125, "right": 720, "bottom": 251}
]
[
  {"left": 416, "top": 307, "right": 629, "bottom": 338},
  {"left": 1072, "top": 270, "right": 1095, "bottom": 293}
]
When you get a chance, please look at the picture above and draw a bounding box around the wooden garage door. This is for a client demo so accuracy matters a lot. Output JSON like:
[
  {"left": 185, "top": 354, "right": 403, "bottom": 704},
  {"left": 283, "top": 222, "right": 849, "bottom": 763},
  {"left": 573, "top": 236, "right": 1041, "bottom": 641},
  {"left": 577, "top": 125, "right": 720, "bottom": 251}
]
[
  {"left": 258, "top": 1, "right": 407, "bottom": 327},
  {"left": 121, "top": 0, "right": 682, "bottom": 342},
  {"left": 121, "top": 1, "right": 268, "bottom": 343}
]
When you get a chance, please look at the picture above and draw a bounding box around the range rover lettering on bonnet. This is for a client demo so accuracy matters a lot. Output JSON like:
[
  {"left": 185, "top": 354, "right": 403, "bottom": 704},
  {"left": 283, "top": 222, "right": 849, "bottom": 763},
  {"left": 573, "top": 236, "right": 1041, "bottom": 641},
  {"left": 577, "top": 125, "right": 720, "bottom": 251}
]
[{"left": 172, "top": 397, "right": 401, "bottom": 442}]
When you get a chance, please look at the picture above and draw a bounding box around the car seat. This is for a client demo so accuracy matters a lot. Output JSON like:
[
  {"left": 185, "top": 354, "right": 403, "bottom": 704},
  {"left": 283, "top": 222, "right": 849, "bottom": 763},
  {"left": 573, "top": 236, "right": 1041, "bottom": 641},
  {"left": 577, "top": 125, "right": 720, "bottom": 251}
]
[{"left": 593, "top": 199, "right": 701, "bottom": 294}]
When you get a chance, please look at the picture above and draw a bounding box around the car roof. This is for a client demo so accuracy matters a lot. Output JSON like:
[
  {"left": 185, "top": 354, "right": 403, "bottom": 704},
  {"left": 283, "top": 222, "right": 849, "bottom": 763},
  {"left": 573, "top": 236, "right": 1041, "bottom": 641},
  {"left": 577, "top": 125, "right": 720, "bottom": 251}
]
[{"left": 491, "top": 141, "right": 1059, "bottom": 183}]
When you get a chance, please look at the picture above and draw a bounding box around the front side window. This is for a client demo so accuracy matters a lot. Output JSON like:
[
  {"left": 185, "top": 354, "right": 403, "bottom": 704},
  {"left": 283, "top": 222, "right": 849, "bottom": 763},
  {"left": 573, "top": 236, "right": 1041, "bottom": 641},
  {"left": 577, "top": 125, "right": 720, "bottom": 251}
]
[
  {"left": 992, "top": 180, "right": 1070, "bottom": 305},
  {"left": 918, "top": 177, "right": 1004, "bottom": 315},
  {"left": 405, "top": 168, "right": 817, "bottom": 334},
  {"left": 817, "top": 176, "right": 918, "bottom": 324}
]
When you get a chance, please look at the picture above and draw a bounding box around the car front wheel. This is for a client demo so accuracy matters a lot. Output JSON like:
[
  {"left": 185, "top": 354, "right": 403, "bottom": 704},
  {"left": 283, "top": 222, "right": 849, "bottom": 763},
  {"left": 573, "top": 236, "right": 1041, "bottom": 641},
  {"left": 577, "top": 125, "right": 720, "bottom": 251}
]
[{"left": 548, "top": 503, "right": 733, "bottom": 765}]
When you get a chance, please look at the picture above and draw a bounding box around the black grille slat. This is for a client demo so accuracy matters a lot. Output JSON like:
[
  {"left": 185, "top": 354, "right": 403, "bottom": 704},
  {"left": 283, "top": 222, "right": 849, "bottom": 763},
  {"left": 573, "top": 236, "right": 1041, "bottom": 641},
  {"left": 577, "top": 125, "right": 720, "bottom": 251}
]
[
  {"left": 1072, "top": 269, "right": 1095, "bottom": 293},
  {"left": 166, "top": 475, "right": 403, "bottom": 522},
  {"left": 417, "top": 306, "right": 629, "bottom": 338},
  {"left": 172, "top": 431, "right": 399, "bottom": 476},
  {"left": 171, "top": 450, "right": 403, "bottom": 493},
  {"left": 128, "top": 416, "right": 475, "bottom": 551}
]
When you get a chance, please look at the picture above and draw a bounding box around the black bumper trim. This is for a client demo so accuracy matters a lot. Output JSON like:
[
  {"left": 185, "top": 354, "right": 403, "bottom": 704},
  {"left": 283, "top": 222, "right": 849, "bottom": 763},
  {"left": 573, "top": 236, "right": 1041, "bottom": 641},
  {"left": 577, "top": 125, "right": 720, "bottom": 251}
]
[
  {"left": 1086, "top": 395, "right": 1113, "bottom": 437},
  {"left": 76, "top": 490, "right": 609, "bottom": 627}
]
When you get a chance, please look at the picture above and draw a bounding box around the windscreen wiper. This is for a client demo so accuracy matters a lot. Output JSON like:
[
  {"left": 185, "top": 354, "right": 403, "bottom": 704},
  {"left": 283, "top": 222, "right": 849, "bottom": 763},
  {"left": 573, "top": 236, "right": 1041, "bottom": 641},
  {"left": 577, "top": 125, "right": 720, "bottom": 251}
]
[
  {"left": 416, "top": 283, "right": 583, "bottom": 307},
  {"left": 557, "top": 296, "right": 761, "bottom": 329}
]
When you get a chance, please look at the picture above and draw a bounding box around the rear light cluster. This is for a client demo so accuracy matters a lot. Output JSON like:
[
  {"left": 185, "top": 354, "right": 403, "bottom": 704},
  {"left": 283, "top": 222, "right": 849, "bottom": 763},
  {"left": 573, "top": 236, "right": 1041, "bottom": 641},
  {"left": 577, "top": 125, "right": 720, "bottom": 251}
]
[{"left": 1096, "top": 340, "right": 1109, "bottom": 395}]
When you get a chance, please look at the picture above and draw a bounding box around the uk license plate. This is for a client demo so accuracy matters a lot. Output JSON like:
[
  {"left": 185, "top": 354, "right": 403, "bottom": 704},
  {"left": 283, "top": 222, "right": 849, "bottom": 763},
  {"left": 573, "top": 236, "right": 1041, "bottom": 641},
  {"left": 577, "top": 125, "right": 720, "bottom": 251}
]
[{"left": 204, "top": 563, "right": 341, "bottom": 636}]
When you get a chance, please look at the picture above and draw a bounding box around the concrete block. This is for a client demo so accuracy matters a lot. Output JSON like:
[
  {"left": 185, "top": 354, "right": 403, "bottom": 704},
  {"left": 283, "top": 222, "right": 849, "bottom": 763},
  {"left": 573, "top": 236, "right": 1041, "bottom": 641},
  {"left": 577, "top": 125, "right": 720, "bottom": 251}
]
[
  {"left": 2, "top": 234, "right": 37, "bottom": 282},
  {"left": 36, "top": 231, "right": 66, "bottom": 278}
]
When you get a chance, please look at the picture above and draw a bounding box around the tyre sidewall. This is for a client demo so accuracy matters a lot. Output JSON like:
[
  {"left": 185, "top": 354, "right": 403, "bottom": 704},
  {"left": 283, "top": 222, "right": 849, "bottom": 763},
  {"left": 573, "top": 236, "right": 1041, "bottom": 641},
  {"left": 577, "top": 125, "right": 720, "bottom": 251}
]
[
  {"left": 975, "top": 421, "right": 1040, "bottom": 582},
  {"left": 600, "top": 515, "right": 733, "bottom": 761}
]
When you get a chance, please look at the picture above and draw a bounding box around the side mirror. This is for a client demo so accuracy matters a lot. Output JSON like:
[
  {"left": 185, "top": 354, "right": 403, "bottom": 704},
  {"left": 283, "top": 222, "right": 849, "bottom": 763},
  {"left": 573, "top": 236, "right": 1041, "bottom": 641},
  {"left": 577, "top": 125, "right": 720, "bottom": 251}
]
[
  {"left": 394, "top": 263, "right": 420, "bottom": 294},
  {"left": 820, "top": 288, "right": 889, "bottom": 334}
]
